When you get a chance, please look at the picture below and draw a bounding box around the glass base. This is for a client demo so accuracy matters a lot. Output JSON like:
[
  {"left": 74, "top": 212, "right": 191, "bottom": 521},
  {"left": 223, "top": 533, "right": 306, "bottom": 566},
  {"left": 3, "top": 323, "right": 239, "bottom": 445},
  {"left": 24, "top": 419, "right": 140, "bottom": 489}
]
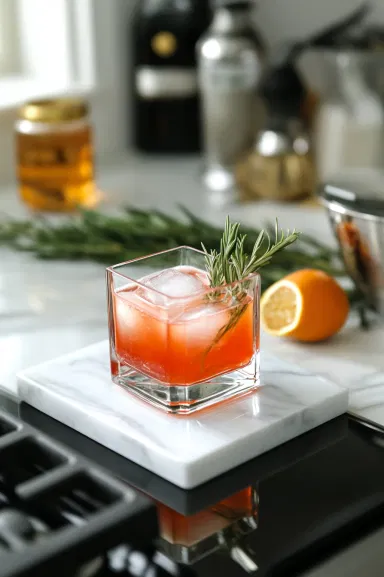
[{"left": 112, "top": 354, "right": 260, "bottom": 414}]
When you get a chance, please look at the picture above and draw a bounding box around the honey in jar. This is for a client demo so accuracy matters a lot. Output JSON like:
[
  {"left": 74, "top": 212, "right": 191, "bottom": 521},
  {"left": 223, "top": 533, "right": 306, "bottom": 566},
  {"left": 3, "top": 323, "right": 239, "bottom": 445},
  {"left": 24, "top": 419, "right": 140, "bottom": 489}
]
[{"left": 16, "top": 98, "right": 98, "bottom": 212}]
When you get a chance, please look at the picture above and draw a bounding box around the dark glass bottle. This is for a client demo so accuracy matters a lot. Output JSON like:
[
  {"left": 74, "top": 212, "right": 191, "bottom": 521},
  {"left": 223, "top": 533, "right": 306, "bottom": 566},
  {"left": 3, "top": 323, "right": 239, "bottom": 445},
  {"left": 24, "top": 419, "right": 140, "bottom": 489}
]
[{"left": 132, "top": 0, "right": 211, "bottom": 153}]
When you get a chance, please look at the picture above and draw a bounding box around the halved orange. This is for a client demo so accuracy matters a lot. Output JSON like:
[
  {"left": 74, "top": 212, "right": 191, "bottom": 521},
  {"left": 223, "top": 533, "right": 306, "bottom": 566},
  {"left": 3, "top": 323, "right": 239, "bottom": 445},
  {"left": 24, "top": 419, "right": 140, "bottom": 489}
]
[{"left": 260, "top": 269, "right": 349, "bottom": 343}]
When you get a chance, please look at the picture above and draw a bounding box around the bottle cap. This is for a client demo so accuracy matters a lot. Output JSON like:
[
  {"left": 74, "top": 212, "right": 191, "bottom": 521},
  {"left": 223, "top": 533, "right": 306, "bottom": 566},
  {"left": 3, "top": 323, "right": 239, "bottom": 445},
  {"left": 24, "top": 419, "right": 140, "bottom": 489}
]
[{"left": 18, "top": 98, "right": 89, "bottom": 123}]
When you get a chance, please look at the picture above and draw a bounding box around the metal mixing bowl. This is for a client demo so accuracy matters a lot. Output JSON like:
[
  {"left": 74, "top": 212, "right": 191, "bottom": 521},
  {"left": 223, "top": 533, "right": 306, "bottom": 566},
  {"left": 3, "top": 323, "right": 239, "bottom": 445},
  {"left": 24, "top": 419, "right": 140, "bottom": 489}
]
[{"left": 318, "top": 170, "right": 384, "bottom": 314}]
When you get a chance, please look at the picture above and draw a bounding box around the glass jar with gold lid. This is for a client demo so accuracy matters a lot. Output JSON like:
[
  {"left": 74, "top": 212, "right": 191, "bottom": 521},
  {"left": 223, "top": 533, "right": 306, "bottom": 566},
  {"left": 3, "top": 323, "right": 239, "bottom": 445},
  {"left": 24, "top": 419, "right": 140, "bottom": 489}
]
[{"left": 15, "top": 98, "right": 98, "bottom": 212}]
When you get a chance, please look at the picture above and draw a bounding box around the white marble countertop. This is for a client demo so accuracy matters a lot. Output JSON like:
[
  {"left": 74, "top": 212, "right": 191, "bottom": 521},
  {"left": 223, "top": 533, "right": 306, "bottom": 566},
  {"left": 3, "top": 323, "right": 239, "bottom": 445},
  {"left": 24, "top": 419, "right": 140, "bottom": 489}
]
[{"left": 1, "top": 154, "right": 384, "bottom": 426}]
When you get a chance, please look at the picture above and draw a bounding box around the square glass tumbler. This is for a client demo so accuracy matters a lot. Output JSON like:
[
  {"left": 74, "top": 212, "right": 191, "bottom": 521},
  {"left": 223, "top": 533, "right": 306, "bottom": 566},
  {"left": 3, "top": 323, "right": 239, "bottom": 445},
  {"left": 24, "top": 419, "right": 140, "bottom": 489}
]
[{"left": 106, "top": 247, "right": 260, "bottom": 414}]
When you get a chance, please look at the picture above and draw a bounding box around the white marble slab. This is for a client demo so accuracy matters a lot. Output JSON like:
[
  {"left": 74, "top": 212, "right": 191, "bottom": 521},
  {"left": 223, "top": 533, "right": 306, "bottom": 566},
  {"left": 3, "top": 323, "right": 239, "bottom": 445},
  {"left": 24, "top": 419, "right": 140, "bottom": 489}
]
[
  {"left": 17, "top": 341, "right": 347, "bottom": 489},
  {"left": 261, "top": 324, "right": 384, "bottom": 428}
]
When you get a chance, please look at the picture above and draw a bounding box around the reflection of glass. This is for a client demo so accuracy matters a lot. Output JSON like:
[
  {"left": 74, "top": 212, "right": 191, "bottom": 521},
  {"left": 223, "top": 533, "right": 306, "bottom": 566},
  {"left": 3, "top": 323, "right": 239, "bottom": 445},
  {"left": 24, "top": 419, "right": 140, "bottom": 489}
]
[
  {"left": 156, "top": 487, "right": 258, "bottom": 565},
  {"left": 107, "top": 247, "right": 260, "bottom": 414}
]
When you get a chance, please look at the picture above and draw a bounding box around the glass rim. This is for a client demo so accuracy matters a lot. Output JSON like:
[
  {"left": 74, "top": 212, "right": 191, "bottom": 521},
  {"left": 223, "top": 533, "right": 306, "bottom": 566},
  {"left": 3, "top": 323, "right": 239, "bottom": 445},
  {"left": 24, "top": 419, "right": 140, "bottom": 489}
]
[{"left": 107, "top": 245, "right": 260, "bottom": 303}]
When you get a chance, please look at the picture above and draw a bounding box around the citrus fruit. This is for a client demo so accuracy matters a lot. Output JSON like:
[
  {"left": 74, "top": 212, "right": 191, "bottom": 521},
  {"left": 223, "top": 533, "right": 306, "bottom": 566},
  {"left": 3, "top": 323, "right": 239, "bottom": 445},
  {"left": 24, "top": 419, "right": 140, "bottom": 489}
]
[{"left": 260, "top": 269, "right": 349, "bottom": 342}]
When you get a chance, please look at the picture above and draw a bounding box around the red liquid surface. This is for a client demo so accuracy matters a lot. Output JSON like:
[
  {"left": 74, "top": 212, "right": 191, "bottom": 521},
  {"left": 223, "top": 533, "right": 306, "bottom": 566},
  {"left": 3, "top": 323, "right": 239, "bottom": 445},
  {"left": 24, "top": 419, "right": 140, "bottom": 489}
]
[{"left": 113, "top": 267, "right": 257, "bottom": 385}]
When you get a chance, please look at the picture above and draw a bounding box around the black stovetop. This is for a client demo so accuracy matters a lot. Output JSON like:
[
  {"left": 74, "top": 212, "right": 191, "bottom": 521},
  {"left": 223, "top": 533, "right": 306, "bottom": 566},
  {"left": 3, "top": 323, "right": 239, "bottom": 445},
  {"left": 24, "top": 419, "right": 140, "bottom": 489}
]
[{"left": 2, "top": 389, "right": 384, "bottom": 577}]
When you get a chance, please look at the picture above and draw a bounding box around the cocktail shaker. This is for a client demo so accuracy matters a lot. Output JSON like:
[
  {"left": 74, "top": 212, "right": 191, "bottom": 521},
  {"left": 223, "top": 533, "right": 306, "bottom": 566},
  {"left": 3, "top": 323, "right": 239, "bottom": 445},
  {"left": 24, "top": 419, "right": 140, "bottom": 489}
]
[{"left": 197, "top": 0, "right": 264, "bottom": 193}]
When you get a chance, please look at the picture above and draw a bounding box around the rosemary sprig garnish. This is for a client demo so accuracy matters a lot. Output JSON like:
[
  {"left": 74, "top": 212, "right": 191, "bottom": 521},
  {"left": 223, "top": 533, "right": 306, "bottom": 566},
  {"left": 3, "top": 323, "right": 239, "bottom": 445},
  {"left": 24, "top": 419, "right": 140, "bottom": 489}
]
[
  {"left": 202, "top": 217, "right": 300, "bottom": 351},
  {"left": 203, "top": 217, "right": 300, "bottom": 289}
]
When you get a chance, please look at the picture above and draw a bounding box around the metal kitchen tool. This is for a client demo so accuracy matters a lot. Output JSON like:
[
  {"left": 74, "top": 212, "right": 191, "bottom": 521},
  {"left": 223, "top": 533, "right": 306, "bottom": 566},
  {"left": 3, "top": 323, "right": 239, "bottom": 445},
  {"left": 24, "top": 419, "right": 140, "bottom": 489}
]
[
  {"left": 236, "top": 118, "right": 315, "bottom": 202},
  {"left": 318, "top": 170, "right": 384, "bottom": 314},
  {"left": 236, "top": 44, "right": 316, "bottom": 202},
  {"left": 233, "top": 2, "right": 370, "bottom": 202},
  {"left": 197, "top": 0, "right": 264, "bottom": 195}
]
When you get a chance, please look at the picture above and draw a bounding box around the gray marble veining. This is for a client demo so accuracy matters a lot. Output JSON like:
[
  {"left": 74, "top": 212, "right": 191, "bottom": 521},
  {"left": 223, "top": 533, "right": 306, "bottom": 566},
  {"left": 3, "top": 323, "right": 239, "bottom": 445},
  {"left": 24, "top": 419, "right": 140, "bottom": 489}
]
[{"left": 18, "top": 341, "right": 347, "bottom": 489}]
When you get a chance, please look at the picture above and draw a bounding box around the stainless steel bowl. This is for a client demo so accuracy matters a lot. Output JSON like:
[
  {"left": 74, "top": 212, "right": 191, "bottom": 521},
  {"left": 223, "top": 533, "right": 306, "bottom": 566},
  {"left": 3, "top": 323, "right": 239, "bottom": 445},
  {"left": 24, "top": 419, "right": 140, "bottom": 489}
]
[{"left": 318, "top": 170, "right": 384, "bottom": 314}]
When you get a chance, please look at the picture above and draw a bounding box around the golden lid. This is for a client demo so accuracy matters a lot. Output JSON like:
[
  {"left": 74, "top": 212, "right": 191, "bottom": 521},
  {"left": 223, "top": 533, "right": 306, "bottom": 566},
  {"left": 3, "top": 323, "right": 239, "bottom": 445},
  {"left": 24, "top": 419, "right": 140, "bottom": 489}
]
[{"left": 18, "top": 98, "right": 89, "bottom": 123}]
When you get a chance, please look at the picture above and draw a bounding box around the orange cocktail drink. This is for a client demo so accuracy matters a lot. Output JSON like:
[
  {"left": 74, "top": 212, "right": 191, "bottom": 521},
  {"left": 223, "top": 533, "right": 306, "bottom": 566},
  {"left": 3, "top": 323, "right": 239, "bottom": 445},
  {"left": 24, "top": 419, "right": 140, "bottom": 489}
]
[{"left": 107, "top": 247, "right": 260, "bottom": 413}]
